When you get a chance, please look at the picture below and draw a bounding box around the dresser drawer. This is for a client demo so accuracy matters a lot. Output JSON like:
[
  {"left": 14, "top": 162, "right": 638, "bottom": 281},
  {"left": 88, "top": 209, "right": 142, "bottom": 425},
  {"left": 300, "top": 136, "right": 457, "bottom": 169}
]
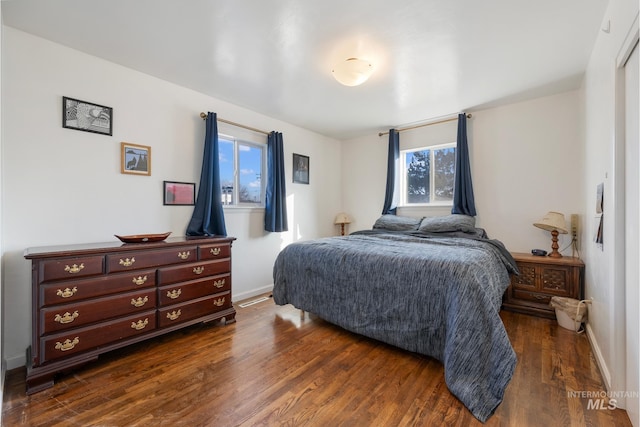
[
  {"left": 157, "top": 259, "right": 230, "bottom": 285},
  {"left": 199, "top": 243, "right": 231, "bottom": 260},
  {"left": 158, "top": 293, "right": 232, "bottom": 328},
  {"left": 41, "top": 289, "right": 157, "bottom": 334},
  {"left": 158, "top": 273, "right": 231, "bottom": 306},
  {"left": 39, "top": 269, "right": 156, "bottom": 307},
  {"left": 40, "top": 311, "right": 156, "bottom": 363},
  {"left": 106, "top": 246, "right": 197, "bottom": 272},
  {"left": 40, "top": 256, "right": 104, "bottom": 282}
]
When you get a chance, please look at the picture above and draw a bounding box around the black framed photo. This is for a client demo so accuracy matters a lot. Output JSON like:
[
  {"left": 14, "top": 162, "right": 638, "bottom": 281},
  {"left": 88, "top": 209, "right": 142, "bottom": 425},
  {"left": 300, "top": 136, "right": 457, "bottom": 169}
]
[
  {"left": 62, "top": 96, "right": 113, "bottom": 136},
  {"left": 293, "top": 153, "right": 309, "bottom": 184},
  {"left": 163, "top": 181, "right": 196, "bottom": 205}
]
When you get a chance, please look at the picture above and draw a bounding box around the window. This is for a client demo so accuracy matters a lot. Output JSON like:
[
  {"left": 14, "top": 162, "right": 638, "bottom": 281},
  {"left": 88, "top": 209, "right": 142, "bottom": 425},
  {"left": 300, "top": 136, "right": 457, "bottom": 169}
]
[
  {"left": 400, "top": 142, "right": 456, "bottom": 206},
  {"left": 218, "top": 136, "right": 266, "bottom": 207}
]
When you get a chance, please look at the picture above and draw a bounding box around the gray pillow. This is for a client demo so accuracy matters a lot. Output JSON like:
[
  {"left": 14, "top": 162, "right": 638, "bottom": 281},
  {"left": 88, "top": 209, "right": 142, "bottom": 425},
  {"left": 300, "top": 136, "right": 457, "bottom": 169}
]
[
  {"left": 373, "top": 215, "right": 423, "bottom": 231},
  {"left": 418, "top": 214, "right": 476, "bottom": 233}
]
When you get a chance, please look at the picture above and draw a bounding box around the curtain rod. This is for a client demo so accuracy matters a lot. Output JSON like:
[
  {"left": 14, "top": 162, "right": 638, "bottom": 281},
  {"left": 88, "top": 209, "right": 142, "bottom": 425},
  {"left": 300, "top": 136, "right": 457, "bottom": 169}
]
[
  {"left": 378, "top": 113, "right": 472, "bottom": 137},
  {"left": 200, "top": 112, "right": 270, "bottom": 136}
]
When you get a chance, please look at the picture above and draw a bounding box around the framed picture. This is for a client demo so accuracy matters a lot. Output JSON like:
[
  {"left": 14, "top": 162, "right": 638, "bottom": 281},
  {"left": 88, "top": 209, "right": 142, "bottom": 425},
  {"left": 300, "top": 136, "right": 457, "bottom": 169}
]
[
  {"left": 121, "top": 142, "right": 151, "bottom": 176},
  {"left": 293, "top": 153, "right": 309, "bottom": 184},
  {"left": 62, "top": 96, "right": 113, "bottom": 136},
  {"left": 163, "top": 181, "right": 196, "bottom": 206}
]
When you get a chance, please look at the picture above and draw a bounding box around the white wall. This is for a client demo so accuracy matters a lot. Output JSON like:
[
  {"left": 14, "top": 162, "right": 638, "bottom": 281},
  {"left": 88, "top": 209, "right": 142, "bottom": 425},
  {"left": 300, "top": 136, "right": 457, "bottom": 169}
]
[
  {"left": 0, "top": 27, "right": 341, "bottom": 369},
  {"left": 582, "top": 0, "right": 639, "bottom": 423},
  {"left": 342, "top": 90, "right": 583, "bottom": 256}
]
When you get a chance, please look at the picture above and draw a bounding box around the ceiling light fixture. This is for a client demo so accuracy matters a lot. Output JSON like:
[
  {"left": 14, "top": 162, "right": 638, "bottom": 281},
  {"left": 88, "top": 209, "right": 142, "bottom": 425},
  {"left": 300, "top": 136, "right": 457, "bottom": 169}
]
[{"left": 331, "top": 57, "right": 373, "bottom": 87}]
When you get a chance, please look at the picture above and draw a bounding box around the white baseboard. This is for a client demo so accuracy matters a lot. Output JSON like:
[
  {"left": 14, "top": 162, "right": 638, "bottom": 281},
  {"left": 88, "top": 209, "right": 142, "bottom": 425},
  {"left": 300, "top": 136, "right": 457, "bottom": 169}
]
[
  {"left": 5, "top": 353, "right": 25, "bottom": 370},
  {"left": 585, "top": 322, "right": 613, "bottom": 391},
  {"left": 233, "top": 284, "right": 273, "bottom": 303}
]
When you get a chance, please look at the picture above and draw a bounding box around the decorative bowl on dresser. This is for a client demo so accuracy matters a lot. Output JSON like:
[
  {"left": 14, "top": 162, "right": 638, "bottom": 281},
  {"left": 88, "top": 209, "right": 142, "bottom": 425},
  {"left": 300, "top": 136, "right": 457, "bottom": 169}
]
[
  {"left": 502, "top": 252, "right": 585, "bottom": 319},
  {"left": 24, "top": 235, "right": 236, "bottom": 394}
]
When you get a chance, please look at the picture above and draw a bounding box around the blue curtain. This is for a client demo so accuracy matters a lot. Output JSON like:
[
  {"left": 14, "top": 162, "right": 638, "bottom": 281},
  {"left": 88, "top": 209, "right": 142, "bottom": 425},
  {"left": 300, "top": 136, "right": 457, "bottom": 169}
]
[
  {"left": 186, "top": 112, "right": 227, "bottom": 236},
  {"left": 452, "top": 113, "right": 477, "bottom": 216},
  {"left": 265, "top": 131, "right": 288, "bottom": 232},
  {"left": 381, "top": 129, "right": 399, "bottom": 215}
]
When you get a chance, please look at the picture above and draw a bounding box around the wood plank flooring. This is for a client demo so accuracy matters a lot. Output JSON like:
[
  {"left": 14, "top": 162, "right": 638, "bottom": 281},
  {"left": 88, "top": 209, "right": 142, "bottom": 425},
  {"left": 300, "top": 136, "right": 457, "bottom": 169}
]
[{"left": 2, "top": 295, "right": 632, "bottom": 426}]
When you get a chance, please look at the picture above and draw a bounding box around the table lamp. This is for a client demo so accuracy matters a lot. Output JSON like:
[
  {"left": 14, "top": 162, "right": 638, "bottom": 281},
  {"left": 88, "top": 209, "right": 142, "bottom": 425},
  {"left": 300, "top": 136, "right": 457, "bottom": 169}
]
[{"left": 533, "top": 211, "right": 568, "bottom": 258}]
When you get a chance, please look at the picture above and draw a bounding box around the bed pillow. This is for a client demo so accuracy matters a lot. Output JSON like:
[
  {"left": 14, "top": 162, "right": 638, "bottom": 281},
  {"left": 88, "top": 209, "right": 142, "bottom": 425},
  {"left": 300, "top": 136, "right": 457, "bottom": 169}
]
[
  {"left": 373, "top": 214, "right": 423, "bottom": 231},
  {"left": 418, "top": 214, "right": 476, "bottom": 234}
]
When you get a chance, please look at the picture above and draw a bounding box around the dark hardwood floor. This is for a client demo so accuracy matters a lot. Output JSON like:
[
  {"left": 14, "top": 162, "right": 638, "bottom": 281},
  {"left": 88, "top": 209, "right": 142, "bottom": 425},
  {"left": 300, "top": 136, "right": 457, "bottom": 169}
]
[{"left": 2, "top": 295, "right": 631, "bottom": 426}]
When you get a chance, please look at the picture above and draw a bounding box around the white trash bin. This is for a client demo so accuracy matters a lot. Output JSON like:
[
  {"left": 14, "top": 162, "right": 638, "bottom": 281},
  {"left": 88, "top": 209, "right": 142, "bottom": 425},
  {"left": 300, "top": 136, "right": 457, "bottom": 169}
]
[{"left": 549, "top": 296, "right": 588, "bottom": 332}]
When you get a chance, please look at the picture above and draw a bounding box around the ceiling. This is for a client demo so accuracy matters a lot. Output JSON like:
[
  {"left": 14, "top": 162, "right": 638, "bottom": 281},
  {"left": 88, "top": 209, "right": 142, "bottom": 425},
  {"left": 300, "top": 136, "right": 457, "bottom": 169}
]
[{"left": 2, "top": 0, "right": 609, "bottom": 139}]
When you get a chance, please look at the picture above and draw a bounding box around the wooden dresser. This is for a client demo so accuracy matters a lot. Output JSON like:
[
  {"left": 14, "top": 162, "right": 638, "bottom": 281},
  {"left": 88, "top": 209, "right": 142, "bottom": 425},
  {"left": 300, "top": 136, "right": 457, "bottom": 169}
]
[
  {"left": 502, "top": 252, "right": 585, "bottom": 319},
  {"left": 24, "top": 236, "right": 236, "bottom": 394}
]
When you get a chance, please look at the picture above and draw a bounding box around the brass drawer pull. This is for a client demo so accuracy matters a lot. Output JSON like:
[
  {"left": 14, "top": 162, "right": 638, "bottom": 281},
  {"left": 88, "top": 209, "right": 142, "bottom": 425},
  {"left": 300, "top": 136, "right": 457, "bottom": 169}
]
[
  {"left": 534, "top": 295, "right": 548, "bottom": 300},
  {"left": 210, "top": 248, "right": 221, "bottom": 256},
  {"left": 167, "top": 289, "right": 182, "bottom": 299},
  {"left": 119, "top": 257, "right": 136, "bottom": 267},
  {"left": 56, "top": 287, "right": 78, "bottom": 298},
  {"left": 132, "top": 275, "right": 148, "bottom": 286},
  {"left": 213, "top": 297, "right": 225, "bottom": 307},
  {"left": 55, "top": 337, "right": 79, "bottom": 352},
  {"left": 213, "top": 279, "right": 226, "bottom": 288},
  {"left": 193, "top": 266, "right": 205, "bottom": 275},
  {"left": 130, "top": 318, "right": 149, "bottom": 330},
  {"left": 130, "top": 296, "right": 149, "bottom": 307},
  {"left": 64, "top": 263, "right": 84, "bottom": 274},
  {"left": 177, "top": 251, "right": 190, "bottom": 260},
  {"left": 54, "top": 311, "right": 79, "bottom": 324},
  {"left": 166, "top": 309, "right": 182, "bottom": 321}
]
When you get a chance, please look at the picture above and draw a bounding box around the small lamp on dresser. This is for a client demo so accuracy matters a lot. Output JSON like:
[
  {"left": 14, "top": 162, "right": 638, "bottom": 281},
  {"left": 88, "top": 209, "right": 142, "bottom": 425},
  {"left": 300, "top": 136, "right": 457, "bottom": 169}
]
[
  {"left": 334, "top": 212, "right": 352, "bottom": 236},
  {"left": 533, "top": 211, "right": 568, "bottom": 258}
]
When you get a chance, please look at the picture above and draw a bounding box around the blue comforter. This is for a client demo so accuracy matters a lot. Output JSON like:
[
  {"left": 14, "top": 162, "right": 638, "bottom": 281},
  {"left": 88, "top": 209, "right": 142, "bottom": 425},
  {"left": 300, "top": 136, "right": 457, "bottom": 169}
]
[{"left": 272, "top": 230, "right": 518, "bottom": 422}]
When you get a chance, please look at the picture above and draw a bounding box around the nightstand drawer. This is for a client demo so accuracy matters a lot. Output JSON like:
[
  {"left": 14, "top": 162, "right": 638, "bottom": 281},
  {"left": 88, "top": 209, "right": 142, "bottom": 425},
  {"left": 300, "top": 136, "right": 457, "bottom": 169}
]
[{"left": 512, "top": 289, "right": 553, "bottom": 305}]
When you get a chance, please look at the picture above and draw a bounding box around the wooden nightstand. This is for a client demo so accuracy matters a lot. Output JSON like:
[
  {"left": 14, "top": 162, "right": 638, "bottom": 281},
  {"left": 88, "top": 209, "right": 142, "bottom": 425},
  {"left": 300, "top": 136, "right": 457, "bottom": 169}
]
[{"left": 502, "top": 252, "right": 585, "bottom": 319}]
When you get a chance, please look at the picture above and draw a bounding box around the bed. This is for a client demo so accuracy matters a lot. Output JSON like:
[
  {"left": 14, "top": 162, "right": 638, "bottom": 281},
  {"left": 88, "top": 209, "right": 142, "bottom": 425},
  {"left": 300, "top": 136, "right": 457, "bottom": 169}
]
[{"left": 272, "top": 214, "right": 519, "bottom": 422}]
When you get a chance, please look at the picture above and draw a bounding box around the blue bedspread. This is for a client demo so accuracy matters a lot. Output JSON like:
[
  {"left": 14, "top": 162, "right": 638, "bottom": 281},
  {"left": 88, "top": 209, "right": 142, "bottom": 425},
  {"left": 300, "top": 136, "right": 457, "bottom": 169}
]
[{"left": 272, "top": 230, "right": 518, "bottom": 422}]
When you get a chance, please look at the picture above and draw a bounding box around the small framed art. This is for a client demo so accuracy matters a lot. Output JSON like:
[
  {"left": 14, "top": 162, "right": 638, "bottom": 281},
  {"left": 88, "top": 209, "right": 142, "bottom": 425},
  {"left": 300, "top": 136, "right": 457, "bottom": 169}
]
[
  {"left": 293, "top": 153, "right": 309, "bottom": 184},
  {"left": 121, "top": 142, "right": 151, "bottom": 176},
  {"left": 62, "top": 96, "right": 113, "bottom": 136},
  {"left": 163, "top": 181, "right": 196, "bottom": 206}
]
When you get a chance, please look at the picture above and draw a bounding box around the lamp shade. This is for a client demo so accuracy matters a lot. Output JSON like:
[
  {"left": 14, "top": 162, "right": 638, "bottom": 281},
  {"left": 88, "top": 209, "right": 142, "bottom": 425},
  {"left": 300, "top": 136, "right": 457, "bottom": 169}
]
[
  {"left": 332, "top": 58, "right": 373, "bottom": 86},
  {"left": 533, "top": 211, "right": 568, "bottom": 234},
  {"left": 334, "top": 212, "right": 351, "bottom": 224}
]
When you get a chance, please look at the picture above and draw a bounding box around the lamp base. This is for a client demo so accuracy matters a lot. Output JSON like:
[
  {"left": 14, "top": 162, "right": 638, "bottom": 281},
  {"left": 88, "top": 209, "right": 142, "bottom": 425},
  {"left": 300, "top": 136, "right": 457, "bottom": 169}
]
[{"left": 549, "top": 230, "right": 563, "bottom": 258}]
